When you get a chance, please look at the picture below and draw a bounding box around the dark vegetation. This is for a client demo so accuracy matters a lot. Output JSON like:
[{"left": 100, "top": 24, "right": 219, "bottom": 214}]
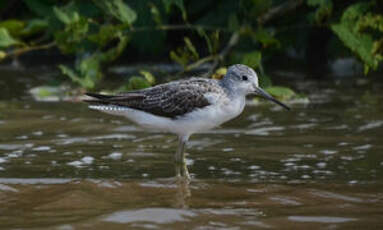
[{"left": 0, "top": 0, "right": 382, "bottom": 93}]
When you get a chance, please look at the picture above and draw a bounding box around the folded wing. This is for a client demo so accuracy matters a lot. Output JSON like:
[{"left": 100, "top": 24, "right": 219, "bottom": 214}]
[{"left": 84, "top": 79, "right": 217, "bottom": 119}]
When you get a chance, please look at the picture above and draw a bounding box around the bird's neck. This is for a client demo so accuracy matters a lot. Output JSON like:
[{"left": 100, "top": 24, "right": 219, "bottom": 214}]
[{"left": 219, "top": 78, "right": 246, "bottom": 100}]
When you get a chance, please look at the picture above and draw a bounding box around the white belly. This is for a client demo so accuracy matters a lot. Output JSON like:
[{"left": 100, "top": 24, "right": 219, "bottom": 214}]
[
  {"left": 170, "top": 97, "right": 246, "bottom": 136},
  {"left": 89, "top": 97, "right": 246, "bottom": 137}
]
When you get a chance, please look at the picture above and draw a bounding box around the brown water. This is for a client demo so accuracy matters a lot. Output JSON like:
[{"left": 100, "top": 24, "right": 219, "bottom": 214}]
[{"left": 0, "top": 66, "right": 383, "bottom": 229}]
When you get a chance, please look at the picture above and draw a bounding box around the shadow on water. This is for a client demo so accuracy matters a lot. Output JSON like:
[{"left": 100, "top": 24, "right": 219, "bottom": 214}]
[{"left": 1, "top": 66, "right": 383, "bottom": 229}]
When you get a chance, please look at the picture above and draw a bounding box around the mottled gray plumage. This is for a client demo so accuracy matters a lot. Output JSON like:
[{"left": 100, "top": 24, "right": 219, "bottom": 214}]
[{"left": 85, "top": 78, "right": 225, "bottom": 119}]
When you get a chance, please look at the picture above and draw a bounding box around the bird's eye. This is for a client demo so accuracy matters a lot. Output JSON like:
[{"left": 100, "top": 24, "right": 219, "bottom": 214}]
[{"left": 241, "top": 75, "right": 248, "bottom": 81}]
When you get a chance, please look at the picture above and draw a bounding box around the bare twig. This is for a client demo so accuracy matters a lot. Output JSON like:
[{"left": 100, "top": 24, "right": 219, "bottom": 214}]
[
  {"left": 184, "top": 55, "right": 216, "bottom": 72},
  {"left": 258, "top": 0, "right": 304, "bottom": 25},
  {"left": 4, "top": 42, "right": 56, "bottom": 59},
  {"left": 180, "top": 31, "right": 240, "bottom": 77},
  {"left": 127, "top": 24, "right": 230, "bottom": 33}
]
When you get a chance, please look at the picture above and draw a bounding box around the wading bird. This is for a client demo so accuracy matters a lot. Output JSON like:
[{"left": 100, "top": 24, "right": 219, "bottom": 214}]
[{"left": 85, "top": 64, "right": 289, "bottom": 180}]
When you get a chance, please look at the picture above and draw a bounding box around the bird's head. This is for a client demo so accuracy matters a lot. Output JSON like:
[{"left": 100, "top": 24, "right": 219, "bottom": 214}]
[{"left": 223, "top": 64, "right": 290, "bottom": 110}]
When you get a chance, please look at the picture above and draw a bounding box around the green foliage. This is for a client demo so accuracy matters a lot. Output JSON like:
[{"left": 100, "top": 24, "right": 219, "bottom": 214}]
[
  {"left": 87, "top": 24, "right": 124, "bottom": 47},
  {"left": 306, "top": 0, "right": 333, "bottom": 24},
  {"left": 0, "top": 20, "right": 25, "bottom": 36},
  {"left": 241, "top": 0, "right": 272, "bottom": 19},
  {"left": 265, "top": 86, "right": 296, "bottom": 100},
  {"left": 184, "top": 37, "right": 199, "bottom": 60},
  {"left": 331, "top": 2, "right": 383, "bottom": 73},
  {"left": 170, "top": 37, "right": 201, "bottom": 68},
  {"left": 29, "top": 85, "right": 69, "bottom": 101},
  {"left": 118, "top": 70, "right": 156, "bottom": 91},
  {"left": 0, "top": 51, "right": 6, "bottom": 60},
  {"left": 252, "top": 28, "right": 280, "bottom": 48},
  {"left": 358, "top": 14, "right": 383, "bottom": 32},
  {"left": 125, "top": 77, "right": 151, "bottom": 90},
  {"left": 58, "top": 31, "right": 129, "bottom": 89},
  {"left": 50, "top": 1, "right": 131, "bottom": 89},
  {"left": 21, "top": 19, "right": 48, "bottom": 36},
  {"left": 241, "top": 51, "right": 262, "bottom": 70},
  {"left": 212, "top": 67, "right": 227, "bottom": 79},
  {"left": 93, "top": 0, "right": 137, "bottom": 25},
  {"left": 59, "top": 56, "right": 101, "bottom": 90},
  {"left": 23, "top": 0, "right": 55, "bottom": 18},
  {"left": 0, "top": 28, "right": 23, "bottom": 48},
  {"left": 139, "top": 70, "right": 156, "bottom": 85},
  {"left": 54, "top": 6, "right": 89, "bottom": 54},
  {"left": 0, "top": 0, "right": 382, "bottom": 94},
  {"left": 162, "top": 0, "right": 187, "bottom": 20}
]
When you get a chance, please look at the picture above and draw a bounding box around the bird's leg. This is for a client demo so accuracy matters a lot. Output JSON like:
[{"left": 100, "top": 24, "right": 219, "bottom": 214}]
[
  {"left": 175, "top": 135, "right": 190, "bottom": 181},
  {"left": 175, "top": 137, "right": 185, "bottom": 178}
]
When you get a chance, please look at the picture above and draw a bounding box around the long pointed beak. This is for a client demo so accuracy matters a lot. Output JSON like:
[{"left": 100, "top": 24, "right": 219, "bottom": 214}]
[{"left": 254, "top": 87, "right": 290, "bottom": 110}]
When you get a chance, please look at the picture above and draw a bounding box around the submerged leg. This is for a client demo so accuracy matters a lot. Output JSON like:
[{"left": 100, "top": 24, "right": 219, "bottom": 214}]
[{"left": 175, "top": 135, "right": 190, "bottom": 180}]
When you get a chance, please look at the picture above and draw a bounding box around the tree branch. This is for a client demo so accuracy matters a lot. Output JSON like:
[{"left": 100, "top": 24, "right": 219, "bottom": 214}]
[
  {"left": 3, "top": 42, "right": 56, "bottom": 60},
  {"left": 258, "top": 0, "right": 304, "bottom": 25},
  {"left": 127, "top": 24, "right": 230, "bottom": 33}
]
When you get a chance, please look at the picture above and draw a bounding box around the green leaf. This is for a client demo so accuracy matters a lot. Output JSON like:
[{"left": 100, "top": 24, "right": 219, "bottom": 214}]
[
  {"left": 53, "top": 6, "right": 80, "bottom": 25},
  {"left": 162, "top": 0, "right": 187, "bottom": 20},
  {"left": 54, "top": 10, "right": 89, "bottom": 54},
  {"left": 331, "top": 2, "right": 382, "bottom": 72},
  {"left": 0, "top": 51, "right": 7, "bottom": 60},
  {"left": 253, "top": 28, "right": 280, "bottom": 48},
  {"left": 100, "top": 34, "right": 130, "bottom": 61},
  {"left": 149, "top": 3, "right": 162, "bottom": 25},
  {"left": 307, "top": 0, "right": 333, "bottom": 24},
  {"left": 88, "top": 24, "right": 123, "bottom": 47},
  {"left": 58, "top": 54, "right": 103, "bottom": 89},
  {"left": 170, "top": 50, "right": 188, "bottom": 67},
  {"left": 184, "top": 37, "right": 199, "bottom": 60},
  {"left": 265, "top": 86, "right": 296, "bottom": 100},
  {"left": 332, "top": 24, "right": 377, "bottom": 69},
  {"left": 139, "top": 70, "right": 156, "bottom": 85},
  {"left": 0, "top": 28, "right": 22, "bottom": 48},
  {"left": 58, "top": 65, "right": 89, "bottom": 88},
  {"left": 241, "top": 51, "right": 262, "bottom": 69},
  {"left": 21, "top": 19, "right": 48, "bottom": 36},
  {"left": 53, "top": 7, "right": 71, "bottom": 24},
  {"left": 93, "top": 0, "right": 137, "bottom": 25},
  {"left": 212, "top": 67, "right": 227, "bottom": 80},
  {"left": 29, "top": 85, "right": 68, "bottom": 102},
  {"left": 372, "top": 38, "right": 383, "bottom": 56},
  {"left": 78, "top": 54, "right": 102, "bottom": 86},
  {"left": 0, "top": 19, "right": 25, "bottom": 36},
  {"left": 125, "top": 76, "right": 151, "bottom": 91},
  {"left": 357, "top": 14, "right": 383, "bottom": 32}
]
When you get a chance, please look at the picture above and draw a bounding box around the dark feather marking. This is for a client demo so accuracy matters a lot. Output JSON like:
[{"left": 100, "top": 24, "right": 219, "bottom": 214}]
[{"left": 84, "top": 78, "right": 225, "bottom": 119}]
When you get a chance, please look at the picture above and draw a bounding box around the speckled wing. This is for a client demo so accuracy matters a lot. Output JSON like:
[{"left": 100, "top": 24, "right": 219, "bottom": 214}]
[{"left": 85, "top": 78, "right": 223, "bottom": 119}]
